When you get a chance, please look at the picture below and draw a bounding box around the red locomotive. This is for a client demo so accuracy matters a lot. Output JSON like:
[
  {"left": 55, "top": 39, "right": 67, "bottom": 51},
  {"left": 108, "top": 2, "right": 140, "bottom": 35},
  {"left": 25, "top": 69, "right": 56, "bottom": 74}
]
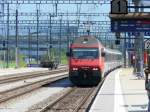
[{"left": 67, "top": 36, "right": 122, "bottom": 86}]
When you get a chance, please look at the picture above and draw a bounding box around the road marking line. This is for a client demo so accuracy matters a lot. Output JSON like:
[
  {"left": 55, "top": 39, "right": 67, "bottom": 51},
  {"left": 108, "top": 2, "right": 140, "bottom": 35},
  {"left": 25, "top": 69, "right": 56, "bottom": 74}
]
[{"left": 114, "top": 69, "right": 126, "bottom": 112}]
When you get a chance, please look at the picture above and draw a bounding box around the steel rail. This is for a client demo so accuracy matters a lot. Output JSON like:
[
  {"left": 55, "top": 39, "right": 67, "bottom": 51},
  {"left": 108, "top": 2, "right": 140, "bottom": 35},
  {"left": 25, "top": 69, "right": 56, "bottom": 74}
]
[
  {"left": 0, "top": 73, "right": 68, "bottom": 103},
  {"left": 0, "top": 67, "right": 68, "bottom": 84},
  {"left": 38, "top": 87, "right": 76, "bottom": 112},
  {"left": 38, "top": 78, "right": 106, "bottom": 112},
  {"left": 73, "top": 87, "right": 96, "bottom": 112}
]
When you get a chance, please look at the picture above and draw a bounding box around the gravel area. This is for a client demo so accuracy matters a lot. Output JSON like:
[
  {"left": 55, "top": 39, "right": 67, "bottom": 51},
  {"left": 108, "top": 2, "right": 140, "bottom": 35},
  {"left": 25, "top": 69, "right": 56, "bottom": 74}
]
[
  {"left": 0, "top": 79, "right": 72, "bottom": 112},
  {"left": 0, "top": 72, "right": 68, "bottom": 92},
  {"left": 44, "top": 87, "right": 94, "bottom": 112},
  {"left": 26, "top": 88, "right": 72, "bottom": 112}
]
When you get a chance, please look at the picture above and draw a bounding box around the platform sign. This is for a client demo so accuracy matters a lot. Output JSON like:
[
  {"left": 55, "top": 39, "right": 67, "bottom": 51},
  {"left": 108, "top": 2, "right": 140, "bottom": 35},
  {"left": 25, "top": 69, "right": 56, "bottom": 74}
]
[
  {"left": 145, "top": 40, "right": 150, "bottom": 49},
  {"left": 111, "top": 20, "right": 150, "bottom": 32},
  {"left": 111, "top": 0, "right": 128, "bottom": 14}
]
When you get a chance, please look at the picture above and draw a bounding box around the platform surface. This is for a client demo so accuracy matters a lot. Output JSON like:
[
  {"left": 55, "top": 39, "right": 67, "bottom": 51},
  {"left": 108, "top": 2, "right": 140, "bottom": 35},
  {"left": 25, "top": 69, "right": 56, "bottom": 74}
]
[{"left": 90, "top": 68, "right": 148, "bottom": 112}]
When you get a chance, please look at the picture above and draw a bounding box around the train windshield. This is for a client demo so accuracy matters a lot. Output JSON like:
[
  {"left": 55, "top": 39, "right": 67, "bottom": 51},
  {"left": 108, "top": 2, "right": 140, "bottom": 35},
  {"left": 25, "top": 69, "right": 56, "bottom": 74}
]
[{"left": 72, "top": 48, "right": 99, "bottom": 59}]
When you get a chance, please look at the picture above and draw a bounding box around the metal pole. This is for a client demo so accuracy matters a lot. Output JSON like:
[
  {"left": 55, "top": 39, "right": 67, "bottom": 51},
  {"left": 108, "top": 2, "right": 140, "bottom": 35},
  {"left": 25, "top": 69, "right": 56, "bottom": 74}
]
[
  {"left": 124, "top": 33, "right": 127, "bottom": 68},
  {"left": 47, "top": 29, "right": 49, "bottom": 57},
  {"left": 6, "top": 3, "right": 9, "bottom": 68},
  {"left": 15, "top": 9, "right": 19, "bottom": 68},
  {"left": 28, "top": 28, "right": 31, "bottom": 67},
  {"left": 59, "top": 17, "right": 62, "bottom": 64},
  {"left": 37, "top": 9, "right": 39, "bottom": 64},
  {"left": 55, "top": 4, "right": 58, "bottom": 16},
  {"left": 105, "top": 33, "right": 107, "bottom": 46},
  {"left": 140, "top": 4, "right": 144, "bottom": 77},
  {"left": 87, "top": 30, "right": 90, "bottom": 36},
  {"left": 133, "top": 0, "right": 144, "bottom": 77},
  {"left": 49, "top": 14, "right": 52, "bottom": 61},
  {"left": 133, "top": 0, "right": 140, "bottom": 73},
  {"left": 67, "top": 20, "right": 70, "bottom": 51},
  {"left": 3, "top": 40, "right": 6, "bottom": 68},
  {"left": 77, "top": 20, "right": 80, "bottom": 38},
  {"left": 128, "top": 34, "right": 131, "bottom": 67}
]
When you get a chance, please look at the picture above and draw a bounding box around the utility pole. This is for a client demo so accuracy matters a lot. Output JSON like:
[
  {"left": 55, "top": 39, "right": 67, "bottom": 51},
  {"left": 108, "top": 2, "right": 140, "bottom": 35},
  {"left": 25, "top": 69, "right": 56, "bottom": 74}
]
[
  {"left": 28, "top": 28, "right": 31, "bottom": 67},
  {"left": 15, "top": 9, "right": 19, "bottom": 68},
  {"left": 59, "top": 16, "right": 62, "bottom": 64},
  {"left": 36, "top": 9, "right": 39, "bottom": 64},
  {"left": 77, "top": 19, "right": 80, "bottom": 38},
  {"left": 46, "top": 29, "right": 49, "bottom": 57},
  {"left": 6, "top": 3, "right": 9, "bottom": 68},
  {"left": 124, "top": 33, "right": 127, "bottom": 68},
  {"left": 105, "top": 34, "right": 106, "bottom": 46},
  {"left": 67, "top": 12, "right": 70, "bottom": 51},
  {"left": 0, "top": 2, "right": 4, "bottom": 68},
  {"left": 49, "top": 13, "right": 52, "bottom": 61},
  {"left": 67, "top": 21, "right": 70, "bottom": 51}
]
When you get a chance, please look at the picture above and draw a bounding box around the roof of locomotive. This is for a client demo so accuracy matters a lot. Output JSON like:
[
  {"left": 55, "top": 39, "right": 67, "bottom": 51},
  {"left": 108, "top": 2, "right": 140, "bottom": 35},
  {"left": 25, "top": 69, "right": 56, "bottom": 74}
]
[
  {"left": 70, "top": 35, "right": 122, "bottom": 55},
  {"left": 71, "top": 35, "right": 103, "bottom": 48}
]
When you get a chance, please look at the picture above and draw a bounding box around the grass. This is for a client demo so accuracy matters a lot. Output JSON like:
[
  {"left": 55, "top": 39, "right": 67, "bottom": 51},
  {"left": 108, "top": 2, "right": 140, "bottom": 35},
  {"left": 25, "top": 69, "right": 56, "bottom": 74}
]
[
  {"left": 61, "top": 54, "right": 68, "bottom": 65},
  {"left": 0, "top": 48, "right": 68, "bottom": 68},
  {"left": 0, "top": 61, "right": 16, "bottom": 68},
  {"left": 60, "top": 49, "right": 68, "bottom": 65}
]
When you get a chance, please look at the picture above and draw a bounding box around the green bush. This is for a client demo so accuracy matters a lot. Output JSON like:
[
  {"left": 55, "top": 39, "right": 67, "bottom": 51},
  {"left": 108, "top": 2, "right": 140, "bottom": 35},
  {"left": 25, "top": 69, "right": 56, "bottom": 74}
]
[{"left": 18, "top": 54, "right": 27, "bottom": 67}]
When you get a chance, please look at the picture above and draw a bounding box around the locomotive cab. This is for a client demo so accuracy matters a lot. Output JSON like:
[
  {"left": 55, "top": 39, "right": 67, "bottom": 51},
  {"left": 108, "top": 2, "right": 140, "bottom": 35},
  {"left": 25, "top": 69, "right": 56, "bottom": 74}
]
[
  {"left": 69, "top": 48, "right": 102, "bottom": 86},
  {"left": 68, "top": 36, "right": 105, "bottom": 86},
  {"left": 68, "top": 36, "right": 122, "bottom": 86}
]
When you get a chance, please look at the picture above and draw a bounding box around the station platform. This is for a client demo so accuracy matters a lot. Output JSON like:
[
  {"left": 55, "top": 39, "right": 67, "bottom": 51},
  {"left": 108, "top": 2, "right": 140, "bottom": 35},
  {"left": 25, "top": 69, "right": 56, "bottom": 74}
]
[{"left": 90, "top": 68, "right": 148, "bottom": 112}]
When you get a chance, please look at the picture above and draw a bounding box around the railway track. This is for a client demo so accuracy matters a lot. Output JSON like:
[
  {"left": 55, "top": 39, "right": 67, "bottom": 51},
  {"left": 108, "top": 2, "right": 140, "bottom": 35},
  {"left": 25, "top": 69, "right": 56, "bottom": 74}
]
[
  {"left": 38, "top": 78, "right": 105, "bottom": 112},
  {"left": 0, "top": 70, "right": 68, "bottom": 103},
  {"left": 0, "top": 66, "right": 68, "bottom": 84}
]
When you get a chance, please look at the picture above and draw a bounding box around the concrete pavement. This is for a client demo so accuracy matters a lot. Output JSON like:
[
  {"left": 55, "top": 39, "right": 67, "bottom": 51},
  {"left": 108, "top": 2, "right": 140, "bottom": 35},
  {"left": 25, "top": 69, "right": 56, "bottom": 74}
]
[{"left": 90, "top": 68, "right": 148, "bottom": 112}]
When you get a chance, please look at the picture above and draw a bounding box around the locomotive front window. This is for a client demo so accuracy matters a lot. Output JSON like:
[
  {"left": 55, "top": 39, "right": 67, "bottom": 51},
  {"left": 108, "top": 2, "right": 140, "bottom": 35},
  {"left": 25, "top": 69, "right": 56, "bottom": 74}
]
[{"left": 72, "top": 48, "right": 99, "bottom": 59}]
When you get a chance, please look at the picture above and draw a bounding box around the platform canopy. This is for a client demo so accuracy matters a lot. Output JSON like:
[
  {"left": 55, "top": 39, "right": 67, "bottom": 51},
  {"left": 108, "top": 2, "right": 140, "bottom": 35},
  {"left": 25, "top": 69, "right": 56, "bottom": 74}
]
[
  {"left": 110, "top": 12, "right": 150, "bottom": 19},
  {"left": 140, "top": 0, "right": 150, "bottom": 5}
]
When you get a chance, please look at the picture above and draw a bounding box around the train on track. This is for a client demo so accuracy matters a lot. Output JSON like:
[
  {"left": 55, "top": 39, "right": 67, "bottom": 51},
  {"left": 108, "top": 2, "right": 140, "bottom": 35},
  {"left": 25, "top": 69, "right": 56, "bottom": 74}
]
[{"left": 66, "top": 35, "right": 122, "bottom": 86}]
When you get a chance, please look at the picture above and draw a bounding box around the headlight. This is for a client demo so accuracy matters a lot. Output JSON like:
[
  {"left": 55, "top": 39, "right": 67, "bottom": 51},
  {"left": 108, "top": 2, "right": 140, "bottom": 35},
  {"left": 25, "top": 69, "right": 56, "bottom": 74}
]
[
  {"left": 72, "top": 67, "right": 78, "bottom": 71},
  {"left": 93, "top": 68, "right": 98, "bottom": 70}
]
